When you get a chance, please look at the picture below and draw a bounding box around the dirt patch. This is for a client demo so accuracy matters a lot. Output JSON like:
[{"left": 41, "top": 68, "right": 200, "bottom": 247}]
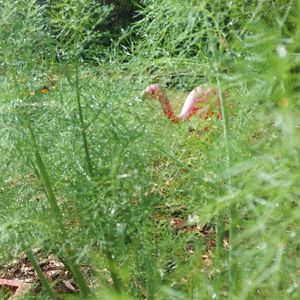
[{"left": 0, "top": 251, "right": 80, "bottom": 296}]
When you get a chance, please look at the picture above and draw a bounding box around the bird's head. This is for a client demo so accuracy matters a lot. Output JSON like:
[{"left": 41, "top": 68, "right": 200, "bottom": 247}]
[
  {"left": 141, "top": 84, "right": 164, "bottom": 102},
  {"left": 140, "top": 83, "right": 179, "bottom": 123}
]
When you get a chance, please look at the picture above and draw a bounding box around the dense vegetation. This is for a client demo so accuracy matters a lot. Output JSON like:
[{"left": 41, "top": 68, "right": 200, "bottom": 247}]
[{"left": 0, "top": 0, "right": 299, "bottom": 299}]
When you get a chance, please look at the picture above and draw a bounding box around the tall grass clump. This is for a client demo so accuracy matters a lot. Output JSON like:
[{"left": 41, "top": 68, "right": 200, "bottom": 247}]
[
  {"left": 0, "top": 0, "right": 300, "bottom": 299},
  {"left": 120, "top": 1, "right": 294, "bottom": 87},
  {"left": 124, "top": 0, "right": 300, "bottom": 299},
  {"left": 0, "top": 0, "right": 171, "bottom": 298}
]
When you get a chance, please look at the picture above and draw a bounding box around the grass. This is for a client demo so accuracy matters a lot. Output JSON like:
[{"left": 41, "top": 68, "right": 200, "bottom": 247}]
[{"left": 1, "top": 0, "right": 300, "bottom": 299}]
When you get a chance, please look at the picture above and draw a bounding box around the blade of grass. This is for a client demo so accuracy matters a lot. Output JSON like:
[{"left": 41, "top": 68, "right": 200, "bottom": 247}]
[
  {"left": 23, "top": 247, "right": 58, "bottom": 300},
  {"left": 74, "top": 63, "right": 94, "bottom": 177},
  {"left": 216, "top": 75, "right": 238, "bottom": 295}
]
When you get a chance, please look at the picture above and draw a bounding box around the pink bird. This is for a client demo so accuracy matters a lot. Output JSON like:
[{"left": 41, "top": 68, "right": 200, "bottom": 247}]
[{"left": 142, "top": 84, "right": 222, "bottom": 123}]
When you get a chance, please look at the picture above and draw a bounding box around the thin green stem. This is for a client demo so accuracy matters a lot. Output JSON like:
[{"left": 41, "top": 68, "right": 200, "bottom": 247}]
[
  {"left": 216, "top": 76, "right": 238, "bottom": 294},
  {"left": 63, "top": 249, "right": 91, "bottom": 297},
  {"left": 27, "top": 117, "right": 91, "bottom": 297},
  {"left": 75, "top": 64, "right": 94, "bottom": 177},
  {"left": 8, "top": 63, "right": 90, "bottom": 297},
  {"left": 23, "top": 247, "right": 58, "bottom": 300},
  {"left": 215, "top": 215, "right": 224, "bottom": 300},
  {"left": 28, "top": 124, "right": 65, "bottom": 228},
  {"left": 104, "top": 232, "right": 122, "bottom": 293},
  {"left": 106, "top": 248, "right": 122, "bottom": 293},
  {"left": 8, "top": 63, "right": 65, "bottom": 230}
]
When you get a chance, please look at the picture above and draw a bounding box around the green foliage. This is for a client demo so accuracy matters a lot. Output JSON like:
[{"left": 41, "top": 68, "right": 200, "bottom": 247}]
[
  {"left": 122, "top": 0, "right": 297, "bottom": 88},
  {"left": 0, "top": 0, "right": 139, "bottom": 66},
  {"left": 0, "top": 0, "right": 54, "bottom": 66},
  {"left": 0, "top": 0, "right": 300, "bottom": 299},
  {"left": 49, "top": 0, "right": 112, "bottom": 61}
]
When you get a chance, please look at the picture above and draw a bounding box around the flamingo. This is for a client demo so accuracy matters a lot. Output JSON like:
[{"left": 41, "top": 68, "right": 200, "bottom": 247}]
[{"left": 141, "top": 84, "right": 222, "bottom": 123}]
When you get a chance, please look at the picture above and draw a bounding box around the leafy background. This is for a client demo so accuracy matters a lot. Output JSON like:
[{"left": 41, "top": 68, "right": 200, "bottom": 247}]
[{"left": 0, "top": 0, "right": 300, "bottom": 299}]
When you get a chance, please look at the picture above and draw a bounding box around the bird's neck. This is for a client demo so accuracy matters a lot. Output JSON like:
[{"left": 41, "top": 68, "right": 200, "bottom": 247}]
[{"left": 158, "top": 93, "right": 180, "bottom": 123}]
